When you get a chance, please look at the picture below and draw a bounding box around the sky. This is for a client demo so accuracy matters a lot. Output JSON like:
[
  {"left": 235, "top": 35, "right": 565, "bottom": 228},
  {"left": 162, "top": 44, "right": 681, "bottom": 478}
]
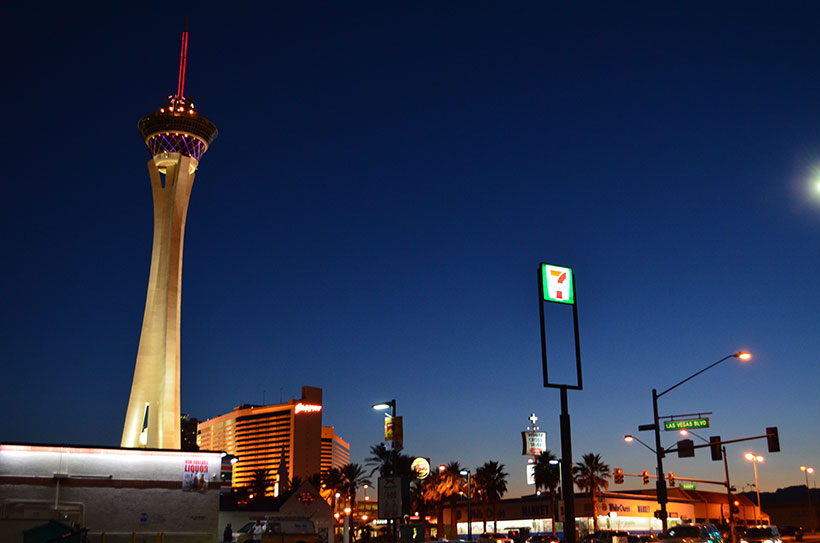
[{"left": 2, "top": 2, "right": 819, "bottom": 499}]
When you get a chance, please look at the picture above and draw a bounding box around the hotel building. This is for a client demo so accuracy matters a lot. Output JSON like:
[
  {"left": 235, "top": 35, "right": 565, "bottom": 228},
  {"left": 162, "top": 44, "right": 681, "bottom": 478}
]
[{"left": 197, "top": 386, "right": 349, "bottom": 492}]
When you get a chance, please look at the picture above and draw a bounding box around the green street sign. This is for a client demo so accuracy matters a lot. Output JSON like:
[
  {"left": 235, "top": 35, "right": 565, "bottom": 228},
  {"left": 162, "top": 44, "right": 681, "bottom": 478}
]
[
  {"left": 681, "top": 483, "right": 697, "bottom": 490},
  {"left": 664, "top": 418, "right": 710, "bottom": 431},
  {"left": 541, "top": 263, "right": 574, "bottom": 304}
]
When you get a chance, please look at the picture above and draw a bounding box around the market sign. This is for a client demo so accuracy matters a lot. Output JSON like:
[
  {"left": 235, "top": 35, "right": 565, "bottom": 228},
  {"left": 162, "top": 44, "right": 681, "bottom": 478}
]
[
  {"left": 521, "top": 430, "right": 547, "bottom": 456},
  {"left": 541, "top": 263, "right": 574, "bottom": 305},
  {"left": 664, "top": 418, "right": 709, "bottom": 431}
]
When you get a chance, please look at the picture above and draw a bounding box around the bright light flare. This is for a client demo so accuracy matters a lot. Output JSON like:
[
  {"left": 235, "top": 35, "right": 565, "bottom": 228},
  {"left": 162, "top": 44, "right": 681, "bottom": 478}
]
[
  {"left": 745, "top": 453, "right": 764, "bottom": 462},
  {"left": 737, "top": 352, "right": 752, "bottom": 360}
]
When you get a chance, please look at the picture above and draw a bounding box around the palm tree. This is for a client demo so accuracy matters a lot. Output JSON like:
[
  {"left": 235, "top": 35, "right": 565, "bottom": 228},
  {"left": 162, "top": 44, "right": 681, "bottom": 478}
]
[
  {"left": 572, "top": 453, "right": 611, "bottom": 532},
  {"left": 437, "top": 461, "right": 465, "bottom": 539},
  {"left": 420, "top": 472, "right": 446, "bottom": 538},
  {"left": 533, "top": 451, "right": 561, "bottom": 536},
  {"left": 475, "top": 461, "right": 508, "bottom": 532},
  {"left": 340, "top": 463, "right": 372, "bottom": 513},
  {"left": 365, "top": 443, "right": 396, "bottom": 477},
  {"left": 249, "top": 468, "right": 274, "bottom": 498},
  {"left": 322, "top": 466, "right": 346, "bottom": 511},
  {"left": 365, "top": 443, "right": 414, "bottom": 478}
]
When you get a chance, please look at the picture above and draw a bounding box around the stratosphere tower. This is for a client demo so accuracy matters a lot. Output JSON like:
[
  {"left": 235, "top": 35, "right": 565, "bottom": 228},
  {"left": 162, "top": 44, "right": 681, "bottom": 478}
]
[{"left": 121, "top": 28, "right": 217, "bottom": 449}]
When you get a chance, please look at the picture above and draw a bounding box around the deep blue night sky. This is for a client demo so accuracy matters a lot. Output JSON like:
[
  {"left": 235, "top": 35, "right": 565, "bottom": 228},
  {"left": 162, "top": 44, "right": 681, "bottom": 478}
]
[{"left": 2, "top": 2, "right": 819, "bottom": 497}]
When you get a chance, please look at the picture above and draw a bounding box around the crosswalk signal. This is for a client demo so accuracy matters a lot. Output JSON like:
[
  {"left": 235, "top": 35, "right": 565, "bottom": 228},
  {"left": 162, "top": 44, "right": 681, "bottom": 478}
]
[
  {"left": 614, "top": 468, "right": 624, "bottom": 484},
  {"left": 642, "top": 470, "right": 649, "bottom": 485},
  {"left": 710, "top": 436, "right": 723, "bottom": 461},
  {"left": 766, "top": 427, "right": 780, "bottom": 453},
  {"left": 668, "top": 472, "right": 676, "bottom": 487}
]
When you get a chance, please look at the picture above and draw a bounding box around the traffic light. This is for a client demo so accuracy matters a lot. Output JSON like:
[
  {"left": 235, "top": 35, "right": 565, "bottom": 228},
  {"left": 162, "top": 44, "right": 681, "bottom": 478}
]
[
  {"left": 710, "top": 436, "right": 722, "bottom": 461},
  {"left": 677, "top": 439, "right": 695, "bottom": 458},
  {"left": 642, "top": 470, "right": 649, "bottom": 485},
  {"left": 668, "top": 472, "right": 676, "bottom": 487},
  {"left": 766, "top": 427, "right": 780, "bottom": 453},
  {"left": 654, "top": 510, "right": 661, "bottom": 519},
  {"left": 731, "top": 498, "right": 740, "bottom": 514},
  {"left": 614, "top": 468, "right": 624, "bottom": 484}
]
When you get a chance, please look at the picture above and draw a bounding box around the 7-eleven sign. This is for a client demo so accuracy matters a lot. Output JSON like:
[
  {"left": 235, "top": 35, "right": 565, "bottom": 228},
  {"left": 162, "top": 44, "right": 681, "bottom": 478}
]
[{"left": 541, "top": 264, "right": 574, "bottom": 304}]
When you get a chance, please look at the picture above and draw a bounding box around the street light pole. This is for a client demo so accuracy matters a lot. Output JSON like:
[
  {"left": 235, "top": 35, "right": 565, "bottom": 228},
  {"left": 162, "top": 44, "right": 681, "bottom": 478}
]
[
  {"left": 647, "top": 352, "right": 751, "bottom": 532},
  {"left": 651, "top": 388, "right": 668, "bottom": 531},
  {"left": 745, "top": 453, "right": 764, "bottom": 523},
  {"left": 461, "top": 469, "right": 473, "bottom": 541},
  {"left": 801, "top": 466, "right": 814, "bottom": 507}
]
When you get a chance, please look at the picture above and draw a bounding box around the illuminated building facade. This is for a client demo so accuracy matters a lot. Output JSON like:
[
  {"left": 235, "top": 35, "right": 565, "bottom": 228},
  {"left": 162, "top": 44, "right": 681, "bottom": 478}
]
[
  {"left": 121, "top": 29, "right": 218, "bottom": 449},
  {"left": 197, "top": 386, "right": 349, "bottom": 493}
]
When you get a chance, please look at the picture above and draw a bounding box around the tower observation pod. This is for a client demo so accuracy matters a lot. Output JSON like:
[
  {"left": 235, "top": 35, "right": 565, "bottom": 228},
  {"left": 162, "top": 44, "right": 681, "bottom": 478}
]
[{"left": 121, "top": 28, "right": 217, "bottom": 449}]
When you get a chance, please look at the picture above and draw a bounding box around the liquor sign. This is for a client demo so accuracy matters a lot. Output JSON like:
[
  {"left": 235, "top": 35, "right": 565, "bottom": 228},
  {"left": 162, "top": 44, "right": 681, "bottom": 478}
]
[
  {"left": 541, "top": 264, "right": 574, "bottom": 305},
  {"left": 664, "top": 418, "right": 709, "bottom": 431},
  {"left": 182, "top": 459, "right": 208, "bottom": 492},
  {"left": 521, "top": 431, "right": 547, "bottom": 456}
]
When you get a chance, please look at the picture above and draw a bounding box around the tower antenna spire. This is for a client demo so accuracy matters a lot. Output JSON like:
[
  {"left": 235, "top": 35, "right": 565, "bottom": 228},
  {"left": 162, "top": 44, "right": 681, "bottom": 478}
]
[{"left": 177, "top": 17, "right": 189, "bottom": 100}]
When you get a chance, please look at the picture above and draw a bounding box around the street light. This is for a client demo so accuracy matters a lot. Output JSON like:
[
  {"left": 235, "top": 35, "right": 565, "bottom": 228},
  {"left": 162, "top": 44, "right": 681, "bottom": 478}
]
[
  {"left": 745, "top": 453, "right": 764, "bottom": 523},
  {"left": 372, "top": 399, "right": 397, "bottom": 418},
  {"left": 801, "top": 466, "right": 814, "bottom": 507},
  {"left": 647, "top": 351, "right": 751, "bottom": 531},
  {"left": 460, "top": 469, "right": 473, "bottom": 541}
]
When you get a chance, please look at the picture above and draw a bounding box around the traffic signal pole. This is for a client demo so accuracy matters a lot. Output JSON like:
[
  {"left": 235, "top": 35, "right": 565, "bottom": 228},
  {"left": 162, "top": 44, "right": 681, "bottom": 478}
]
[
  {"left": 652, "top": 389, "right": 669, "bottom": 531},
  {"left": 723, "top": 447, "right": 736, "bottom": 543}
]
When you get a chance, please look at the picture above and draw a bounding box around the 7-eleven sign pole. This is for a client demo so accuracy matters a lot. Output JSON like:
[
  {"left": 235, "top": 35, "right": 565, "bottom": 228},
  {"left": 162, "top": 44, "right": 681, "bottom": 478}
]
[{"left": 538, "top": 263, "right": 583, "bottom": 543}]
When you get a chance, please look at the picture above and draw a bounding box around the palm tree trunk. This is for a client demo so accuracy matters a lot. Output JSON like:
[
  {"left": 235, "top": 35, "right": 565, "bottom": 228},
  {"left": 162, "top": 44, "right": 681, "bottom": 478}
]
[
  {"left": 492, "top": 501, "right": 498, "bottom": 533},
  {"left": 437, "top": 502, "right": 444, "bottom": 539},
  {"left": 482, "top": 498, "right": 488, "bottom": 533},
  {"left": 549, "top": 489, "right": 557, "bottom": 536},
  {"left": 591, "top": 487, "right": 598, "bottom": 532}
]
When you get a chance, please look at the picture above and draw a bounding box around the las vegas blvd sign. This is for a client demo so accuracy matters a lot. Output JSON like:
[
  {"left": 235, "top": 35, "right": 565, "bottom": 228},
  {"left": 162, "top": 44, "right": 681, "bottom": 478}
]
[{"left": 664, "top": 418, "right": 710, "bottom": 431}]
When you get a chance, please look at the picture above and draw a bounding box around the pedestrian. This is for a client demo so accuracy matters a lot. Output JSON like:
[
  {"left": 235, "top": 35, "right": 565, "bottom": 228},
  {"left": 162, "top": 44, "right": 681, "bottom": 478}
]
[
  {"left": 224, "top": 523, "right": 233, "bottom": 543},
  {"left": 253, "top": 519, "right": 265, "bottom": 543}
]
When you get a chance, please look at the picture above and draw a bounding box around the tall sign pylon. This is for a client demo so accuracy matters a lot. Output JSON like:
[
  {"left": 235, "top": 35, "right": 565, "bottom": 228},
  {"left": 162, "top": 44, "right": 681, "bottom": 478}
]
[{"left": 121, "top": 27, "right": 218, "bottom": 449}]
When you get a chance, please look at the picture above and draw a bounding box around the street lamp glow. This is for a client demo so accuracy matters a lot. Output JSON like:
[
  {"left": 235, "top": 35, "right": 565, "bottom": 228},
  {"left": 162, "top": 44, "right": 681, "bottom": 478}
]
[
  {"left": 624, "top": 435, "right": 634, "bottom": 442},
  {"left": 371, "top": 401, "right": 393, "bottom": 411},
  {"left": 745, "top": 453, "right": 764, "bottom": 462},
  {"left": 801, "top": 466, "right": 814, "bottom": 474},
  {"left": 737, "top": 352, "right": 752, "bottom": 360}
]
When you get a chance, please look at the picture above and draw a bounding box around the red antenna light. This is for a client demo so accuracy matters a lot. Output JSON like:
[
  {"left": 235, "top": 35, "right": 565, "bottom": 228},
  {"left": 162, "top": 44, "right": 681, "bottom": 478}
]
[{"left": 177, "top": 21, "right": 189, "bottom": 100}]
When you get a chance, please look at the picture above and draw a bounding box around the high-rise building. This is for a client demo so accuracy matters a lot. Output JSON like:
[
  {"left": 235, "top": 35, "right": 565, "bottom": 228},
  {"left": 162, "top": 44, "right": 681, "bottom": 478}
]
[
  {"left": 321, "top": 426, "right": 350, "bottom": 473},
  {"left": 197, "top": 386, "right": 349, "bottom": 493},
  {"left": 121, "top": 29, "right": 218, "bottom": 449}
]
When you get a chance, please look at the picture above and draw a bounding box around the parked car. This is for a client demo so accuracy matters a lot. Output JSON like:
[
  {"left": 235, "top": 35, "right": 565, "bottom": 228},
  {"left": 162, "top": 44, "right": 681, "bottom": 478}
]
[
  {"left": 581, "top": 531, "right": 631, "bottom": 543},
  {"left": 236, "top": 517, "right": 319, "bottom": 543},
  {"left": 478, "top": 534, "right": 515, "bottom": 543},
  {"left": 659, "top": 523, "right": 724, "bottom": 543},
  {"left": 528, "top": 535, "right": 561, "bottom": 543},
  {"left": 740, "top": 526, "right": 782, "bottom": 543}
]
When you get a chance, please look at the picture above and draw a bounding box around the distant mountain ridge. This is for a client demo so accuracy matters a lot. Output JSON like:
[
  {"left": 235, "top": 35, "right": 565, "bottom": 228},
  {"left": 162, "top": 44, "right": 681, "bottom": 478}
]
[{"left": 741, "top": 485, "right": 819, "bottom": 504}]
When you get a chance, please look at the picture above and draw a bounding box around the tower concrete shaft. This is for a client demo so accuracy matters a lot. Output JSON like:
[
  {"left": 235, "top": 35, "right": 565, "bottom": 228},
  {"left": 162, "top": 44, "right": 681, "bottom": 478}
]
[{"left": 121, "top": 153, "right": 198, "bottom": 449}]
